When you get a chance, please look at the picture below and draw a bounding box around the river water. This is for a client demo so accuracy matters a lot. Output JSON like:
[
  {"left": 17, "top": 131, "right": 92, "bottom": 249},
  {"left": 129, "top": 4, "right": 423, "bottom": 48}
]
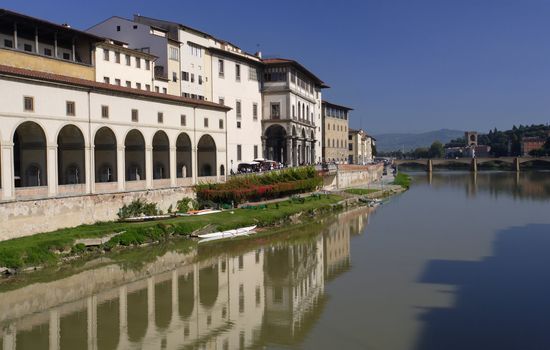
[{"left": 1, "top": 171, "right": 550, "bottom": 350}]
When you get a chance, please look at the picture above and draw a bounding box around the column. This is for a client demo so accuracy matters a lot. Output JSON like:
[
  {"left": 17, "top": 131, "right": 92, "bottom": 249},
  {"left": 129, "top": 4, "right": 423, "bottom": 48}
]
[
  {"left": 261, "top": 137, "right": 267, "bottom": 159},
  {"left": 49, "top": 309, "right": 60, "bottom": 350},
  {"left": 170, "top": 146, "right": 177, "bottom": 187},
  {"left": 85, "top": 145, "right": 92, "bottom": 194},
  {"left": 119, "top": 286, "right": 128, "bottom": 335},
  {"left": 145, "top": 146, "right": 153, "bottom": 189},
  {"left": 47, "top": 144, "right": 58, "bottom": 196},
  {"left": 286, "top": 137, "right": 292, "bottom": 166},
  {"left": 192, "top": 146, "right": 198, "bottom": 184},
  {"left": 293, "top": 139, "right": 298, "bottom": 167},
  {"left": 117, "top": 145, "right": 125, "bottom": 191},
  {"left": 3, "top": 324, "right": 16, "bottom": 350},
  {"left": 147, "top": 277, "right": 155, "bottom": 325},
  {"left": 1, "top": 142, "right": 15, "bottom": 200},
  {"left": 34, "top": 27, "right": 39, "bottom": 54},
  {"left": 13, "top": 23, "right": 17, "bottom": 49},
  {"left": 87, "top": 296, "right": 98, "bottom": 350},
  {"left": 172, "top": 270, "right": 179, "bottom": 319},
  {"left": 54, "top": 32, "right": 58, "bottom": 58}
]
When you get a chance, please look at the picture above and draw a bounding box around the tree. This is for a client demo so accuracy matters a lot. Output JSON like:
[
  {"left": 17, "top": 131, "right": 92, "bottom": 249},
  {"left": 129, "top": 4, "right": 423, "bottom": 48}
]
[{"left": 428, "top": 141, "right": 445, "bottom": 158}]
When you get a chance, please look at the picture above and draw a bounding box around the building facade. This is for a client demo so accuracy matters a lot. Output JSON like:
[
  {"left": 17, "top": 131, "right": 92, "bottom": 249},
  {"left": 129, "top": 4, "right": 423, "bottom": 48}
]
[
  {"left": 262, "top": 59, "right": 326, "bottom": 166},
  {"left": 322, "top": 101, "right": 350, "bottom": 163},
  {"left": 348, "top": 128, "right": 375, "bottom": 164},
  {"left": 0, "top": 10, "right": 229, "bottom": 203}
]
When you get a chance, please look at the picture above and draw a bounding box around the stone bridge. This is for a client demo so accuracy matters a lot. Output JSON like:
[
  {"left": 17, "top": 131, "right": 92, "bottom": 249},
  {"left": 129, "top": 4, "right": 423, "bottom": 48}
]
[{"left": 394, "top": 157, "right": 550, "bottom": 172}]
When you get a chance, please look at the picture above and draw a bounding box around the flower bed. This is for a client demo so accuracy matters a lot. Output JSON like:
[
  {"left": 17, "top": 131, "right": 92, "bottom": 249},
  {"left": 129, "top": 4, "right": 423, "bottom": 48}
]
[{"left": 195, "top": 167, "right": 322, "bottom": 204}]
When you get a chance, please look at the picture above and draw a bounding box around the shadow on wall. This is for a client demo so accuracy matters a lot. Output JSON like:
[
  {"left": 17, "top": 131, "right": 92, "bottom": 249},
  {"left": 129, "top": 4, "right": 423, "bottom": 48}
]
[{"left": 415, "top": 224, "right": 550, "bottom": 350}]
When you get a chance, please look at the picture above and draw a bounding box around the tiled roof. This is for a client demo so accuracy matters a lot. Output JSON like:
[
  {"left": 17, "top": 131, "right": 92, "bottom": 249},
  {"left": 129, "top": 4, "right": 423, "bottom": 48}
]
[{"left": 0, "top": 64, "right": 231, "bottom": 111}]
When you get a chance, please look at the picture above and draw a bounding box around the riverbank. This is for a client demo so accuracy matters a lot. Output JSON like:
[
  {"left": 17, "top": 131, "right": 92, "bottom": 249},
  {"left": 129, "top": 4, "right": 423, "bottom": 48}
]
[
  {"left": 0, "top": 194, "right": 345, "bottom": 272},
  {"left": 0, "top": 174, "right": 408, "bottom": 274}
]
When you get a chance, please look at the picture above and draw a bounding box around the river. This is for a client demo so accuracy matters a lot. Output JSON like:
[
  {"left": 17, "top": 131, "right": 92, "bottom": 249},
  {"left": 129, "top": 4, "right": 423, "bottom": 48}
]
[{"left": 1, "top": 171, "right": 549, "bottom": 350}]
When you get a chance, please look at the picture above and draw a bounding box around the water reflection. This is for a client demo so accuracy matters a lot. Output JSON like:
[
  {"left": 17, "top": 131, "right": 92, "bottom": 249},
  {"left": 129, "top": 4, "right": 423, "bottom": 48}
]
[
  {"left": 0, "top": 206, "right": 371, "bottom": 350},
  {"left": 417, "top": 171, "right": 550, "bottom": 200}
]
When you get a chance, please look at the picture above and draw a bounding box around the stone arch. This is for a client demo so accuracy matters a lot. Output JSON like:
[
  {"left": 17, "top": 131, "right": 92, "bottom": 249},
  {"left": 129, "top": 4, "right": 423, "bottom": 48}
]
[
  {"left": 197, "top": 135, "right": 217, "bottom": 177},
  {"left": 199, "top": 264, "right": 219, "bottom": 308},
  {"left": 176, "top": 133, "right": 192, "bottom": 178},
  {"left": 94, "top": 127, "right": 117, "bottom": 183},
  {"left": 125, "top": 130, "right": 145, "bottom": 181},
  {"left": 152, "top": 130, "right": 170, "bottom": 179},
  {"left": 57, "top": 124, "right": 85, "bottom": 185},
  {"left": 13, "top": 121, "right": 47, "bottom": 187},
  {"left": 264, "top": 124, "right": 287, "bottom": 163}
]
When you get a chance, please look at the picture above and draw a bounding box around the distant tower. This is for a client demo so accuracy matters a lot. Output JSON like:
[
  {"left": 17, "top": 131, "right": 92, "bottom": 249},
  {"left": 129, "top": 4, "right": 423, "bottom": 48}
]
[{"left": 465, "top": 131, "right": 478, "bottom": 146}]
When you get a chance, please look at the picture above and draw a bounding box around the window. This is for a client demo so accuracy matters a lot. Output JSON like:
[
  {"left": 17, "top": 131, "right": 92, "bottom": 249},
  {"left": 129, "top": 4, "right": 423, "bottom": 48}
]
[
  {"left": 253, "top": 103, "right": 258, "bottom": 120},
  {"left": 103, "top": 49, "right": 109, "bottom": 61},
  {"left": 115, "top": 78, "right": 121, "bottom": 86},
  {"left": 236, "top": 100, "right": 241, "bottom": 118},
  {"left": 125, "top": 55, "right": 131, "bottom": 66},
  {"left": 264, "top": 67, "right": 287, "bottom": 82},
  {"left": 198, "top": 75, "right": 203, "bottom": 85},
  {"left": 126, "top": 81, "right": 131, "bottom": 88},
  {"left": 270, "top": 103, "right": 280, "bottom": 119},
  {"left": 131, "top": 109, "right": 138, "bottom": 122},
  {"left": 204, "top": 118, "right": 209, "bottom": 128},
  {"left": 136, "top": 82, "right": 141, "bottom": 90},
  {"left": 135, "top": 57, "right": 141, "bottom": 68},
  {"left": 249, "top": 66, "right": 258, "bottom": 81},
  {"left": 145, "top": 84, "right": 150, "bottom": 91},
  {"left": 158, "top": 112, "right": 164, "bottom": 124},
  {"left": 155, "top": 86, "right": 159, "bottom": 93},
  {"left": 23, "top": 96, "right": 34, "bottom": 112},
  {"left": 182, "top": 71, "right": 189, "bottom": 81},
  {"left": 189, "top": 43, "right": 202, "bottom": 57},
  {"left": 237, "top": 121, "right": 241, "bottom": 129},
  {"left": 180, "top": 114, "right": 186, "bottom": 126},
  {"left": 235, "top": 64, "right": 241, "bottom": 81},
  {"left": 190, "top": 73, "right": 195, "bottom": 83},
  {"left": 116, "top": 25, "right": 121, "bottom": 32},
  {"left": 24, "top": 44, "right": 32, "bottom": 52},
  {"left": 218, "top": 59, "right": 224, "bottom": 77},
  {"left": 133, "top": 25, "right": 138, "bottom": 29},
  {"left": 237, "top": 145, "right": 242, "bottom": 161},
  {"left": 101, "top": 105, "right": 109, "bottom": 119},
  {"left": 218, "top": 98, "right": 225, "bottom": 105},
  {"left": 183, "top": 92, "right": 190, "bottom": 98},
  {"left": 162, "top": 88, "right": 167, "bottom": 94},
  {"left": 4, "top": 39, "right": 13, "bottom": 48},
  {"left": 145, "top": 59, "right": 150, "bottom": 70},
  {"left": 103, "top": 77, "right": 110, "bottom": 84},
  {"left": 63, "top": 52, "right": 70, "bottom": 60},
  {"left": 219, "top": 119, "right": 224, "bottom": 129},
  {"left": 43, "top": 48, "right": 52, "bottom": 56},
  {"left": 254, "top": 145, "right": 258, "bottom": 159},
  {"left": 169, "top": 47, "right": 179, "bottom": 60},
  {"left": 115, "top": 52, "right": 120, "bottom": 63},
  {"left": 66, "top": 101, "right": 75, "bottom": 116},
  {"left": 172, "top": 72, "right": 178, "bottom": 82}
]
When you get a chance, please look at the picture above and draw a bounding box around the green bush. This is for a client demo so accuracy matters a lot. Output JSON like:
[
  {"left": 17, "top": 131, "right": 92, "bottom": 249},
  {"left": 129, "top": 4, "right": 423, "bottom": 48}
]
[
  {"left": 176, "top": 197, "right": 197, "bottom": 212},
  {"left": 117, "top": 199, "right": 161, "bottom": 220}
]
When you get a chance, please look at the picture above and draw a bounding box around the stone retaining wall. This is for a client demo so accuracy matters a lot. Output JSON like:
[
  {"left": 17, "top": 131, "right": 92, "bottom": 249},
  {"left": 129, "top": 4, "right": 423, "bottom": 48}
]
[
  {"left": 0, "top": 186, "right": 194, "bottom": 241},
  {"left": 322, "top": 163, "right": 384, "bottom": 190}
]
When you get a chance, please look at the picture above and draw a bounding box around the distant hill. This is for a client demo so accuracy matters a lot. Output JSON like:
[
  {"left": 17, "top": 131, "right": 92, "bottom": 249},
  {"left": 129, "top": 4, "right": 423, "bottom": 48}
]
[{"left": 374, "top": 129, "right": 465, "bottom": 152}]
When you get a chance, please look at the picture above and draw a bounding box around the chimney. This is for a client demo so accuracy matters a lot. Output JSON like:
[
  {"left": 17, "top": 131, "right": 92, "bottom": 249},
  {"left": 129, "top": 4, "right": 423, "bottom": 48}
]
[
  {"left": 255, "top": 51, "right": 262, "bottom": 59},
  {"left": 61, "top": 23, "right": 71, "bottom": 28}
]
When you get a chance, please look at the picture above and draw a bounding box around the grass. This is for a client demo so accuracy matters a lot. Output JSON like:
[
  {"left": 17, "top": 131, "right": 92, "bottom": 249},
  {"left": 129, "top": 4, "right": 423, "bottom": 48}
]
[
  {"left": 344, "top": 188, "right": 379, "bottom": 196},
  {"left": 393, "top": 173, "right": 412, "bottom": 189},
  {"left": 0, "top": 194, "right": 343, "bottom": 269}
]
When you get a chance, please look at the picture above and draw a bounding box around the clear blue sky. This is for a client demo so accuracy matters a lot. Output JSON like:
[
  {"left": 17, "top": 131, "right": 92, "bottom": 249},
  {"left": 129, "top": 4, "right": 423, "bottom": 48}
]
[{"left": 4, "top": 0, "right": 550, "bottom": 134}]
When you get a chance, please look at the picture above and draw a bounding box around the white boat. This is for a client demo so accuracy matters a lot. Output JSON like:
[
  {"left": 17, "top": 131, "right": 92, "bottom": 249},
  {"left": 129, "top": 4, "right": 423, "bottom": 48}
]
[{"left": 197, "top": 225, "right": 257, "bottom": 243}]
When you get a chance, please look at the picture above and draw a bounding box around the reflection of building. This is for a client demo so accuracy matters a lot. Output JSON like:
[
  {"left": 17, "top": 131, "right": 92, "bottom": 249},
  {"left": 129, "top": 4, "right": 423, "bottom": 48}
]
[{"left": 0, "top": 207, "right": 375, "bottom": 349}]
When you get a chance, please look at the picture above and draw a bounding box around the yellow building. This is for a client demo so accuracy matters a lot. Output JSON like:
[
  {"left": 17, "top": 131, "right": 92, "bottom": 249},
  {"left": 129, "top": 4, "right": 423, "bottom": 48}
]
[{"left": 322, "top": 100, "right": 351, "bottom": 163}]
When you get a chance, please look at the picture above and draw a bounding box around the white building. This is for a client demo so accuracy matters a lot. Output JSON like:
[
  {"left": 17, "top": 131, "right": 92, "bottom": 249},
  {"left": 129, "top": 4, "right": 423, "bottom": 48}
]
[
  {"left": 0, "top": 9, "right": 229, "bottom": 204},
  {"left": 88, "top": 15, "right": 265, "bottom": 172},
  {"left": 262, "top": 59, "right": 327, "bottom": 166}
]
